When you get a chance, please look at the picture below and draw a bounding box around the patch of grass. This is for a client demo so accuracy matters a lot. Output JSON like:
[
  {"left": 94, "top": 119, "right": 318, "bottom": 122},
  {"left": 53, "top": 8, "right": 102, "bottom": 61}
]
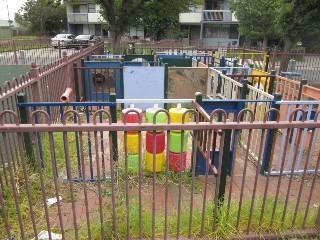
[
  {"left": 77, "top": 194, "right": 318, "bottom": 239},
  {"left": 0, "top": 132, "right": 81, "bottom": 239}
]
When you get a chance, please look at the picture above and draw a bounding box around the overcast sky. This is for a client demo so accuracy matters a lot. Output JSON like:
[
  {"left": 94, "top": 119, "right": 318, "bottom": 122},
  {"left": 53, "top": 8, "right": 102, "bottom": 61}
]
[{"left": 0, "top": 0, "right": 24, "bottom": 21}]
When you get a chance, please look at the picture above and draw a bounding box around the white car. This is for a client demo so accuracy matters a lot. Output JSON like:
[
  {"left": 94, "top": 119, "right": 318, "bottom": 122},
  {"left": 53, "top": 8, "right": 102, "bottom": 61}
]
[{"left": 51, "top": 34, "right": 76, "bottom": 49}]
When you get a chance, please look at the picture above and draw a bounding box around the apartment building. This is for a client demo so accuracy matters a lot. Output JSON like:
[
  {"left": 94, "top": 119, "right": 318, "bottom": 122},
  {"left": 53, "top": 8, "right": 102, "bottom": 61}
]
[
  {"left": 66, "top": 0, "right": 144, "bottom": 38},
  {"left": 66, "top": 0, "right": 238, "bottom": 46},
  {"left": 179, "top": 0, "right": 240, "bottom": 46}
]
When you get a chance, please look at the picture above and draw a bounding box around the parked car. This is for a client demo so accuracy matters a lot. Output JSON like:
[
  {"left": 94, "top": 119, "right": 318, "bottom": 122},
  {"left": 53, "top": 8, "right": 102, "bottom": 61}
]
[
  {"left": 51, "top": 34, "right": 76, "bottom": 49},
  {"left": 74, "top": 34, "right": 95, "bottom": 49}
]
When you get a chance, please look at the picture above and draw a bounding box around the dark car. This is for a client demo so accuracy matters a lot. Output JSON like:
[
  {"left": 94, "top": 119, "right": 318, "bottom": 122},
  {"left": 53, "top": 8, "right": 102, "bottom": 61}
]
[{"left": 74, "top": 35, "right": 95, "bottom": 49}]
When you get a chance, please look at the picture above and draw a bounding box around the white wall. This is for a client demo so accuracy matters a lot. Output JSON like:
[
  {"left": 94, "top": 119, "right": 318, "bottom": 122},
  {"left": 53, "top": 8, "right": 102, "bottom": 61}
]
[{"left": 123, "top": 67, "right": 165, "bottom": 109}]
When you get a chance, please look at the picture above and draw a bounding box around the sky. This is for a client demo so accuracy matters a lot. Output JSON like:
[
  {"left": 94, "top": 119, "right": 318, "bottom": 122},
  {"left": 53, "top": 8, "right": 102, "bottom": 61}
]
[{"left": 0, "top": 0, "right": 25, "bottom": 21}]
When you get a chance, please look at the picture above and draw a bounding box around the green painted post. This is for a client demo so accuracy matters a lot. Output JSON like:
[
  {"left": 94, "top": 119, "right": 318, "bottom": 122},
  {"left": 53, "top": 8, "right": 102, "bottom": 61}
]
[
  {"left": 197, "top": 59, "right": 200, "bottom": 67},
  {"left": 220, "top": 56, "right": 225, "bottom": 67},
  {"left": 195, "top": 92, "right": 203, "bottom": 106},
  {"left": 268, "top": 70, "right": 277, "bottom": 95},
  {"left": 109, "top": 93, "right": 118, "bottom": 162},
  {"left": 264, "top": 51, "right": 270, "bottom": 72},
  {"left": 232, "top": 58, "right": 238, "bottom": 74},
  {"left": 17, "top": 93, "right": 35, "bottom": 167},
  {"left": 164, "top": 63, "right": 169, "bottom": 109},
  {"left": 240, "top": 79, "right": 248, "bottom": 100},
  {"left": 261, "top": 93, "right": 282, "bottom": 174},
  {"left": 73, "top": 62, "right": 80, "bottom": 102},
  {"left": 218, "top": 124, "right": 232, "bottom": 204}
]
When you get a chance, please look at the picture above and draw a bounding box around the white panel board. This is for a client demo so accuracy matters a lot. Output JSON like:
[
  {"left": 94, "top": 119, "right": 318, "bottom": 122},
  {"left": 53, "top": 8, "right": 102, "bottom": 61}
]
[{"left": 123, "top": 66, "right": 165, "bottom": 110}]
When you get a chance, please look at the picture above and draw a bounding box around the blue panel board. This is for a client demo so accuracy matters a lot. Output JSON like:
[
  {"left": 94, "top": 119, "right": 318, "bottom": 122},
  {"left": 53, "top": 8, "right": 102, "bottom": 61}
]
[
  {"left": 84, "top": 61, "right": 121, "bottom": 101},
  {"left": 196, "top": 149, "right": 233, "bottom": 175}
]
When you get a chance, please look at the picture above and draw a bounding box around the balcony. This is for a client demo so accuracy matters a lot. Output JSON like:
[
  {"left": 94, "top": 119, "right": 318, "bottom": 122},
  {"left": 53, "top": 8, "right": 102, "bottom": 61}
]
[
  {"left": 202, "top": 10, "right": 238, "bottom": 23},
  {"left": 68, "top": 13, "right": 103, "bottom": 23},
  {"left": 179, "top": 12, "right": 202, "bottom": 24},
  {"left": 67, "top": 13, "right": 88, "bottom": 23}
]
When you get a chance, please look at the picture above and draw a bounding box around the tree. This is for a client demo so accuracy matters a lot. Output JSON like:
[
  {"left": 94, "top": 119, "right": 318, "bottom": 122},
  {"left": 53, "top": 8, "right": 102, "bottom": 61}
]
[
  {"left": 275, "top": 0, "right": 320, "bottom": 52},
  {"left": 142, "top": 0, "right": 197, "bottom": 40},
  {"left": 15, "top": 0, "right": 67, "bottom": 36},
  {"left": 227, "top": 0, "right": 279, "bottom": 49},
  {"left": 96, "top": 0, "right": 200, "bottom": 53}
]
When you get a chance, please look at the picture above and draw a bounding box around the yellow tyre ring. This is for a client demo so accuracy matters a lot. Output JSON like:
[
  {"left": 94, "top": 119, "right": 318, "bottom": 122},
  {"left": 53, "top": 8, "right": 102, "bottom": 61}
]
[
  {"left": 169, "top": 107, "right": 189, "bottom": 132},
  {"left": 123, "top": 133, "right": 139, "bottom": 154},
  {"left": 145, "top": 151, "right": 165, "bottom": 172}
]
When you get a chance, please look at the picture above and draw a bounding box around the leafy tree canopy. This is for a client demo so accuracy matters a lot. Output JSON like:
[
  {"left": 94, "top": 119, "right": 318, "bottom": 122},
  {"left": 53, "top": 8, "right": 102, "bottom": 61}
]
[
  {"left": 227, "top": 0, "right": 279, "bottom": 49},
  {"left": 228, "top": 0, "right": 320, "bottom": 51},
  {"left": 15, "top": 0, "right": 67, "bottom": 36},
  {"left": 96, "top": 0, "right": 201, "bottom": 52}
]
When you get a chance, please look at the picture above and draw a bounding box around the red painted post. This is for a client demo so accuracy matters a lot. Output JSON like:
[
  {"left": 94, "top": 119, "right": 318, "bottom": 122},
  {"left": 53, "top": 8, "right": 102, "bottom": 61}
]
[
  {"left": 63, "top": 51, "right": 72, "bottom": 88},
  {"left": 30, "top": 62, "right": 42, "bottom": 102}
]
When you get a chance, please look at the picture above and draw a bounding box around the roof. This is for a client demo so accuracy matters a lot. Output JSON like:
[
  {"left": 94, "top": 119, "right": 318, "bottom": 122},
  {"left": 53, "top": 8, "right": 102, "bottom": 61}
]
[{"left": 0, "top": 20, "right": 19, "bottom": 28}]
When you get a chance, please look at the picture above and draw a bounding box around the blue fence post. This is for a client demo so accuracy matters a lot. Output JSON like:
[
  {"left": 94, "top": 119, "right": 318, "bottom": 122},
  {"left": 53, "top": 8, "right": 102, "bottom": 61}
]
[
  {"left": 195, "top": 92, "right": 203, "bottom": 176},
  {"left": 260, "top": 93, "right": 282, "bottom": 174}
]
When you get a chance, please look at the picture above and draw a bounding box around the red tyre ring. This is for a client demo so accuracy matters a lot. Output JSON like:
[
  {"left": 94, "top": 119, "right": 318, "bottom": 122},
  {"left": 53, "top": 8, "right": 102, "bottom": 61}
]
[
  {"left": 121, "top": 108, "right": 143, "bottom": 123},
  {"left": 146, "top": 131, "right": 165, "bottom": 153},
  {"left": 169, "top": 151, "right": 187, "bottom": 172},
  {"left": 122, "top": 108, "right": 143, "bottom": 134}
]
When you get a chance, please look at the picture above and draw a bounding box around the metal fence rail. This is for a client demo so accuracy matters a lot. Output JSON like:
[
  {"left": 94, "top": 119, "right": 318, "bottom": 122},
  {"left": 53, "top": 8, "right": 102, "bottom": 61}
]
[{"left": 0, "top": 107, "right": 319, "bottom": 239}]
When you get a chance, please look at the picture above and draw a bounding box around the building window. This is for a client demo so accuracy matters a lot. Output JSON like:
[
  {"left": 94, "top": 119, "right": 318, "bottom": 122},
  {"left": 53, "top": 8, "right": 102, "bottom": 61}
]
[
  {"left": 203, "top": 24, "right": 229, "bottom": 38},
  {"left": 88, "top": 4, "right": 96, "bottom": 13},
  {"left": 73, "top": 5, "right": 80, "bottom": 13},
  {"left": 229, "top": 24, "right": 239, "bottom": 39}
]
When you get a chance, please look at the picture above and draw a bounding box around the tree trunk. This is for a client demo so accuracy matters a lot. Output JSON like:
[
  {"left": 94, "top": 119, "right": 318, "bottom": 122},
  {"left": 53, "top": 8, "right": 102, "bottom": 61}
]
[
  {"left": 112, "top": 33, "right": 121, "bottom": 54},
  {"left": 279, "top": 36, "right": 292, "bottom": 72},
  {"left": 262, "top": 36, "right": 267, "bottom": 51}
]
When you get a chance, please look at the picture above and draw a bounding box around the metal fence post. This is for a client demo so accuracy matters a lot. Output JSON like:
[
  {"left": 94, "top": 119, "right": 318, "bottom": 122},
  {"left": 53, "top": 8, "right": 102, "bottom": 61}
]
[
  {"left": 297, "top": 79, "right": 308, "bottom": 101},
  {"left": 268, "top": 70, "right": 277, "bottom": 95},
  {"left": 260, "top": 93, "right": 282, "bottom": 174},
  {"left": 220, "top": 56, "right": 225, "bottom": 67},
  {"left": 240, "top": 79, "right": 248, "bottom": 100},
  {"left": 109, "top": 93, "right": 118, "bottom": 162},
  {"left": 271, "top": 47, "right": 277, "bottom": 71},
  {"left": 73, "top": 62, "right": 80, "bottom": 102},
  {"left": 218, "top": 123, "right": 232, "bottom": 204},
  {"left": 264, "top": 51, "right": 270, "bottom": 72},
  {"left": 30, "top": 62, "right": 42, "bottom": 102},
  {"left": 164, "top": 63, "right": 169, "bottom": 109},
  {"left": 17, "top": 93, "right": 35, "bottom": 167},
  {"left": 195, "top": 92, "right": 203, "bottom": 176},
  {"left": 13, "top": 40, "right": 18, "bottom": 65},
  {"left": 232, "top": 58, "right": 238, "bottom": 74}
]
